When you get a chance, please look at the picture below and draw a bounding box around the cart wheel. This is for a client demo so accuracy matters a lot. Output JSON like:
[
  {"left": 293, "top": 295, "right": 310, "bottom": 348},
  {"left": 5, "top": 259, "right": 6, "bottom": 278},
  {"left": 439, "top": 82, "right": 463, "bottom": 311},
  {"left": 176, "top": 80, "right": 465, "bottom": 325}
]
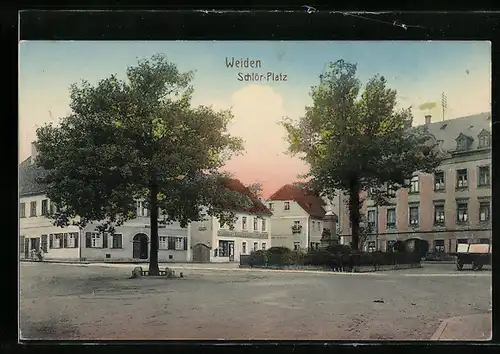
[
  {"left": 456, "top": 262, "right": 464, "bottom": 271},
  {"left": 476, "top": 264, "right": 484, "bottom": 271},
  {"left": 472, "top": 262, "right": 480, "bottom": 271}
]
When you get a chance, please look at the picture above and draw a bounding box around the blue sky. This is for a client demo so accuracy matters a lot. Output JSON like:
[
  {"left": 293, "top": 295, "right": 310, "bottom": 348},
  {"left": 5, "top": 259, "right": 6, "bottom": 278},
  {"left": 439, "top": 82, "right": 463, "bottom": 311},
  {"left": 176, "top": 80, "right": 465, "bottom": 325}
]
[{"left": 19, "top": 41, "right": 491, "bottom": 195}]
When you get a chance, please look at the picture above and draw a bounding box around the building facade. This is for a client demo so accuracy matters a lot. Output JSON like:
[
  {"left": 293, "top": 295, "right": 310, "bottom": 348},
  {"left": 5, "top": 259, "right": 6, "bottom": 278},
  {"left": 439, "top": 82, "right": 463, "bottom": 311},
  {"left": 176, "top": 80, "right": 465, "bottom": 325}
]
[
  {"left": 267, "top": 184, "right": 327, "bottom": 250},
  {"left": 19, "top": 143, "right": 191, "bottom": 262},
  {"left": 189, "top": 179, "right": 273, "bottom": 263},
  {"left": 337, "top": 112, "right": 492, "bottom": 253}
]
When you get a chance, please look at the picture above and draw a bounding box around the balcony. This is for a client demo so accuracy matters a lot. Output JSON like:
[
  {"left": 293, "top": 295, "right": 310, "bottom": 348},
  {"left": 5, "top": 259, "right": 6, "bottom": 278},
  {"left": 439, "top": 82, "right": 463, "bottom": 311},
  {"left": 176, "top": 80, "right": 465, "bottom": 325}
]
[{"left": 292, "top": 225, "right": 302, "bottom": 234}]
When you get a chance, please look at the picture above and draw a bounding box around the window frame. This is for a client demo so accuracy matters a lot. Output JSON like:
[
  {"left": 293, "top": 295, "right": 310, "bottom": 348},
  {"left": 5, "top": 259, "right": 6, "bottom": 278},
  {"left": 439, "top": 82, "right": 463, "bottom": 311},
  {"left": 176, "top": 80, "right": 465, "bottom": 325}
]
[
  {"left": 30, "top": 201, "right": 37, "bottom": 217},
  {"left": 434, "top": 204, "right": 445, "bottom": 225},
  {"left": 456, "top": 201, "right": 469, "bottom": 224},
  {"left": 478, "top": 166, "right": 490, "bottom": 187},
  {"left": 409, "top": 206, "right": 419, "bottom": 226},
  {"left": 284, "top": 201, "right": 290, "bottom": 210},
  {"left": 434, "top": 171, "right": 446, "bottom": 191},
  {"left": 386, "top": 208, "right": 396, "bottom": 228},
  {"left": 409, "top": 175, "right": 420, "bottom": 194},
  {"left": 456, "top": 169, "right": 468, "bottom": 189}
]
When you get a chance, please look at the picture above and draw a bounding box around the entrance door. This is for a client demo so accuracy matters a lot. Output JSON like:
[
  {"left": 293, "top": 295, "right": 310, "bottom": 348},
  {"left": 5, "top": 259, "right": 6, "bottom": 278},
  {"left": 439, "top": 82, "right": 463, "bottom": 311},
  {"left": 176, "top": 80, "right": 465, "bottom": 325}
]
[
  {"left": 229, "top": 241, "right": 235, "bottom": 262},
  {"left": 192, "top": 244, "right": 210, "bottom": 263},
  {"left": 24, "top": 239, "right": 29, "bottom": 258},
  {"left": 30, "top": 238, "right": 39, "bottom": 252},
  {"left": 132, "top": 234, "right": 149, "bottom": 259}
]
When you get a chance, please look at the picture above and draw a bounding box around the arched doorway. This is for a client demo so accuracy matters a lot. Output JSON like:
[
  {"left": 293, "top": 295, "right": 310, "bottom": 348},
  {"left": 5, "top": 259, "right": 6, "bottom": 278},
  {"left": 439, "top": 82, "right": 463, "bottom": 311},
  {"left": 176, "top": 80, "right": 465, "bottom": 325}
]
[
  {"left": 133, "top": 233, "right": 149, "bottom": 259},
  {"left": 192, "top": 243, "right": 210, "bottom": 263},
  {"left": 404, "top": 238, "right": 429, "bottom": 258}
]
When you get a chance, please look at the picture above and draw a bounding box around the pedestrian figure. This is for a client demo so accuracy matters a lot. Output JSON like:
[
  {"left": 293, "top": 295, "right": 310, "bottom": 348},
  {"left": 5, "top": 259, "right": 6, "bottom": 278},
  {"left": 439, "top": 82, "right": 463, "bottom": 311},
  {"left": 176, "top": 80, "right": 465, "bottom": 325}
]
[{"left": 37, "top": 248, "right": 44, "bottom": 261}]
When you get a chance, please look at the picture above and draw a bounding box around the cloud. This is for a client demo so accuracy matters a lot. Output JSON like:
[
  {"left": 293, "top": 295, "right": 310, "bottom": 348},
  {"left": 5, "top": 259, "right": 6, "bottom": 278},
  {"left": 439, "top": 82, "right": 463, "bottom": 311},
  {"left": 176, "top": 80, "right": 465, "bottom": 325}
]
[{"left": 418, "top": 101, "right": 438, "bottom": 111}]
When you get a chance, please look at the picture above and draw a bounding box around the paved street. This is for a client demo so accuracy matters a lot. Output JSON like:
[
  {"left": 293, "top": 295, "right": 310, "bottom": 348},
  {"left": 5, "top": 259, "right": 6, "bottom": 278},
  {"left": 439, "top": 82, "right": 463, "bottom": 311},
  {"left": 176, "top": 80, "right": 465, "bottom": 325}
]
[{"left": 20, "top": 262, "right": 491, "bottom": 341}]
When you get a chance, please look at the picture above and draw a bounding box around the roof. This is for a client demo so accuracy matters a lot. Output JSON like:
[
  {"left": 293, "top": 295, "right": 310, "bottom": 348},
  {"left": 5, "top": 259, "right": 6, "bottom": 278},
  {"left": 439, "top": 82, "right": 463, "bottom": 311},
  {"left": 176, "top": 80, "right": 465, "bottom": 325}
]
[
  {"left": 220, "top": 178, "right": 273, "bottom": 216},
  {"left": 19, "top": 157, "right": 48, "bottom": 197},
  {"left": 269, "top": 184, "right": 326, "bottom": 219},
  {"left": 425, "top": 112, "right": 491, "bottom": 152}
]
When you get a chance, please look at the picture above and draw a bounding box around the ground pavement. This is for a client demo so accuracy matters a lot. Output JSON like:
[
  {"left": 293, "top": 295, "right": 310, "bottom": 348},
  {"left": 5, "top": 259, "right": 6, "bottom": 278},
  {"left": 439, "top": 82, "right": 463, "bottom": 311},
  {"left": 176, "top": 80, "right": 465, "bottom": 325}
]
[{"left": 20, "top": 262, "right": 491, "bottom": 341}]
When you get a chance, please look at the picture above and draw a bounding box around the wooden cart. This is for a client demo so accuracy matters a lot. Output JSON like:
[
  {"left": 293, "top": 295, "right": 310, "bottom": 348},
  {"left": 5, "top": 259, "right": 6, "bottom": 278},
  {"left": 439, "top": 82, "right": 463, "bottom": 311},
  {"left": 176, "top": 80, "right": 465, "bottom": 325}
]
[{"left": 456, "top": 243, "right": 491, "bottom": 271}]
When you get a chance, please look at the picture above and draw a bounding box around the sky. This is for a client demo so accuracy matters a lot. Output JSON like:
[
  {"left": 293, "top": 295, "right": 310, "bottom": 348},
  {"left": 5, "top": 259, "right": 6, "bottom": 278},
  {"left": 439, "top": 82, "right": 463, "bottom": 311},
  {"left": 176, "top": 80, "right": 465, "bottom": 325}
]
[{"left": 19, "top": 41, "right": 491, "bottom": 196}]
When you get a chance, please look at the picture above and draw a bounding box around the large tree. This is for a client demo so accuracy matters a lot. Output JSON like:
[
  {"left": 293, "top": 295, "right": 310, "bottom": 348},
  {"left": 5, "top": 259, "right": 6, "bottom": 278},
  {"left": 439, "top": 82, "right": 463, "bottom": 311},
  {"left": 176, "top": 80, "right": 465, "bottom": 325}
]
[
  {"left": 35, "top": 54, "right": 250, "bottom": 274},
  {"left": 281, "top": 60, "right": 442, "bottom": 251}
]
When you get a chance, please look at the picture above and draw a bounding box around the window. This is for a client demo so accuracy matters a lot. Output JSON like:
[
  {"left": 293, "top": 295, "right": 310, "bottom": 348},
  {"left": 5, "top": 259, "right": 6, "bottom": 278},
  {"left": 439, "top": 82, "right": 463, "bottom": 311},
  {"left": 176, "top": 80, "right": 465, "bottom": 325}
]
[
  {"left": 433, "top": 239, "right": 445, "bottom": 253},
  {"left": 478, "top": 166, "right": 490, "bottom": 187},
  {"left": 367, "top": 210, "right": 376, "bottom": 228},
  {"left": 242, "top": 216, "right": 247, "bottom": 230},
  {"left": 312, "top": 221, "right": 316, "bottom": 231},
  {"left": 268, "top": 203, "right": 274, "bottom": 211},
  {"left": 479, "top": 201, "right": 490, "bottom": 222},
  {"left": 91, "top": 233, "right": 102, "bottom": 248},
  {"left": 367, "top": 241, "right": 376, "bottom": 253},
  {"left": 112, "top": 234, "right": 123, "bottom": 248},
  {"left": 30, "top": 201, "right": 37, "bottom": 217},
  {"left": 387, "top": 184, "right": 396, "bottom": 198},
  {"left": 318, "top": 221, "right": 322, "bottom": 231},
  {"left": 219, "top": 240, "right": 230, "bottom": 257},
  {"left": 456, "top": 202, "right": 468, "bottom": 223},
  {"left": 253, "top": 242, "right": 258, "bottom": 251},
  {"left": 478, "top": 133, "right": 491, "bottom": 148},
  {"left": 292, "top": 220, "right": 302, "bottom": 233},
  {"left": 67, "top": 233, "right": 76, "bottom": 248},
  {"left": 175, "top": 237, "right": 183, "bottom": 250},
  {"left": 242, "top": 242, "right": 247, "bottom": 254},
  {"left": 137, "top": 201, "right": 149, "bottom": 217},
  {"left": 434, "top": 171, "right": 445, "bottom": 191},
  {"left": 284, "top": 202, "right": 290, "bottom": 210},
  {"left": 434, "top": 204, "right": 445, "bottom": 225},
  {"left": 41, "top": 199, "right": 49, "bottom": 216},
  {"left": 456, "top": 169, "right": 468, "bottom": 189},
  {"left": 293, "top": 242, "right": 301, "bottom": 250},
  {"left": 159, "top": 236, "right": 168, "bottom": 249},
  {"left": 409, "top": 175, "right": 419, "bottom": 194},
  {"left": 262, "top": 242, "right": 267, "bottom": 250},
  {"left": 457, "top": 136, "right": 469, "bottom": 151},
  {"left": 386, "top": 240, "right": 396, "bottom": 251},
  {"left": 51, "top": 234, "right": 60, "bottom": 249},
  {"left": 20, "top": 203, "right": 26, "bottom": 218},
  {"left": 386, "top": 209, "right": 396, "bottom": 228},
  {"left": 409, "top": 206, "right": 419, "bottom": 226},
  {"left": 261, "top": 218, "right": 266, "bottom": 232},
  {"left": 253, "top": 217, "right": 258, "bottom": 231}
]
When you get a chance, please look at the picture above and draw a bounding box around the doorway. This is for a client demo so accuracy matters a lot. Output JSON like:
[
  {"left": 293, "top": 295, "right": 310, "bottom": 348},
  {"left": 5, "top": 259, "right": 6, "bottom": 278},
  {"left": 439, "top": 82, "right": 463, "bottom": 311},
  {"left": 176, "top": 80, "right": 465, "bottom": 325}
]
[
  {"left": 133, "top": 233, "right": 149, "bottom": 259},
  {"left": 192, "top": 243, "right": 210, "bottom": 263},
  {"left": 229, "top": 242, "right": 235, "bottom": 262}
]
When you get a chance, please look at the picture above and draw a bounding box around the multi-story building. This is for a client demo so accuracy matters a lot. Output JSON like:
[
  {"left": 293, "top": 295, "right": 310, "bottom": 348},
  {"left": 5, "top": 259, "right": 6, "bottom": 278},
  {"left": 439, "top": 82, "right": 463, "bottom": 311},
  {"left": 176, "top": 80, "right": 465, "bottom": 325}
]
[
  {"left": 338, "top": 112, "right": 492, "bottom": 253},
  {"left": 190, "top": 178, "right": 273, "bottom": 263},
  {"left": 20, "top": 142, "right": 191, "bottom": 262},
  {"left": 267, "top": 184, "right": 327, "bottom": 250}
]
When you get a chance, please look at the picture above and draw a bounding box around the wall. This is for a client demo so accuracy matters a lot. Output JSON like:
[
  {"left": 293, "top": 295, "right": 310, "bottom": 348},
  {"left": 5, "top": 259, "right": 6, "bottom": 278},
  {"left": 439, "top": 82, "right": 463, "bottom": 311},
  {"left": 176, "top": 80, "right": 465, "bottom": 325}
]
[
  {"left": 19, "top": 194, "right": 191, "bottom": 261},
  {"left": 211, "top": 211, "right": 272, "bottom": 262},
  {"left": 269, "top": 200, "right": 309, "bottom": 249}
]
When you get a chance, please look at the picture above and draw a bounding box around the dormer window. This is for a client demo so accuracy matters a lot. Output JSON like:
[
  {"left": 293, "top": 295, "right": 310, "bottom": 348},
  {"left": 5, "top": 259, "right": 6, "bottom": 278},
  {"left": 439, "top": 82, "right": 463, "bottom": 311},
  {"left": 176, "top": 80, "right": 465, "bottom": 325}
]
[
  {"left": 455, "top": 133, "right": 473, "bottom": 151},
  {"left": 477, "top": 129, "right": 491, "bottom": 148}
]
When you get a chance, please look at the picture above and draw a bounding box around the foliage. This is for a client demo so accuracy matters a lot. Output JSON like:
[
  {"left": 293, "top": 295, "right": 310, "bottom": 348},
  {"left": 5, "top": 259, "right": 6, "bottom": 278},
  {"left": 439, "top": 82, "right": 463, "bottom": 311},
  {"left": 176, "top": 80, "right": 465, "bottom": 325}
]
[
  {"left": 281, "top": 59, "right": 443, "bottom": 250},
  {"left": 35, "top": 54, "right": 249, "bottom": 274},
  {"left": 241, "top": 248, "right": 420, "bottom": 269},
  {"left": 246, "top": 182, "right": 263, "bottom": 198}
]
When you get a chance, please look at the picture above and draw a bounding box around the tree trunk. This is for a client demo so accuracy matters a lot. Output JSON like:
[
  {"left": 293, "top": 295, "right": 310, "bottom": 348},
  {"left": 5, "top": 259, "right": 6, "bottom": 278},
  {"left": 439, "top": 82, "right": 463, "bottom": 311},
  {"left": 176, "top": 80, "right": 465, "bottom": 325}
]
[
  {"left": 348, "top": 180, "right": 361, "bottom": 251},
  {"left": 149, "top": 183, "right": 160, "bottom": 276}
]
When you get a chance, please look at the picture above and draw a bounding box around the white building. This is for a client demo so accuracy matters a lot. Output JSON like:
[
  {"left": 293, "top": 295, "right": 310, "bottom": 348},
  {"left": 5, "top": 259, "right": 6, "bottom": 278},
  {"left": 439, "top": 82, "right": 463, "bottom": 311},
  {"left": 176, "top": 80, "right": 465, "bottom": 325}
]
[
  {"left": 19, "top": 143, "right": 191, "bottom": 262},
  {"left": 190, "top": 179, "right": 273, "bottom": 263},
  {"left": 267, "top": 184, "right": 327, "bottom": 250}
]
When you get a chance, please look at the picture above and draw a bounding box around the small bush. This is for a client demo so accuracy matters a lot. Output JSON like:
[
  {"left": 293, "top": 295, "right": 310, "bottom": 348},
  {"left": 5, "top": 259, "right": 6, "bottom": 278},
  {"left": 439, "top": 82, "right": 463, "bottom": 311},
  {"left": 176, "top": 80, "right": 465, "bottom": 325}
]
[
  {"left": 326, "top": 244, "right": 352, "bottom": 254},
  {"left": 248, "top": 250, "right": 268, "bottom": 266},
  {"left": 267, "top": 246, "right": 292, "bottom": 266}
]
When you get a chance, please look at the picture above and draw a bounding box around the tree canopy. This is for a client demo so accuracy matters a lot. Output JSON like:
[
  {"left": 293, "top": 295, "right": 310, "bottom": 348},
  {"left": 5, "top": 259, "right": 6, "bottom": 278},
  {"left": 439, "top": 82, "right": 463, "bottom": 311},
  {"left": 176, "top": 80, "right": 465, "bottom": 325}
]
[
  {"left": 281, "top": 60, "right": 443, "bottom": 250},
  {"left": 36, "top": 54, "right": 251, "bottom": 274}
]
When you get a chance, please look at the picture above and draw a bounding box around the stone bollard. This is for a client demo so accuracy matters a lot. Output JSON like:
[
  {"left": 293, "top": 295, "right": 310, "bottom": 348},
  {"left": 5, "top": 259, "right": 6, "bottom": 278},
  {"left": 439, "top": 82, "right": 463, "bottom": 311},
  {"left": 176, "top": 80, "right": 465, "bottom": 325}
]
[
  {"left": 131, "top": 267, "right": 143, "bottom": 278},
  {"left": 165, "top": 267, "right": 174, "bottom": 278}
]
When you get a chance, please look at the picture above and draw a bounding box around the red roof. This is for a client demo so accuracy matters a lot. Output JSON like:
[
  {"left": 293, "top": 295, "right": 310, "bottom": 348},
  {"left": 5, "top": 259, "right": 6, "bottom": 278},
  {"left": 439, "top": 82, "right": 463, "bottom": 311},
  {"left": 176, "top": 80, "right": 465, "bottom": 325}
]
[
  {"left": 220, "top": 178, "right": 273, "bottom": 216},
  {"left": 269, "top": 184, "right": 326, "bottom": 219}
]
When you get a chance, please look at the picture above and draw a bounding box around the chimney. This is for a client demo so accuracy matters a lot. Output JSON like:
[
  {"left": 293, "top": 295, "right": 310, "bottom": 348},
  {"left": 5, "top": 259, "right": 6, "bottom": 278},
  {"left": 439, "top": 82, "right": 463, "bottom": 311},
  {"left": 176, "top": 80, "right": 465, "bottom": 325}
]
[
  {"left": 425, "top": 115, "right": 432, "bottom": 125},
  {"left": 31, "top": 141, "right": 38, "bottom": 165}
]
